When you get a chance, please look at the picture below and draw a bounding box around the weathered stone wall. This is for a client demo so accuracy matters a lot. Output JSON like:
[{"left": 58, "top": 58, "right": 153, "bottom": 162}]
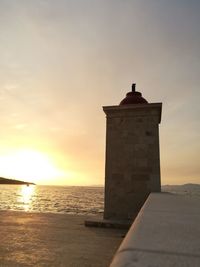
[{"left": 103, "top": 104, "right": 162, "bottom": 220}]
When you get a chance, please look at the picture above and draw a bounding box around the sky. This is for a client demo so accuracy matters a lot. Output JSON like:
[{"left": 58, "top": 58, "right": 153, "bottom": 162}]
[{"left": 0, "top": 0, "right": 199, "bottom": 185}]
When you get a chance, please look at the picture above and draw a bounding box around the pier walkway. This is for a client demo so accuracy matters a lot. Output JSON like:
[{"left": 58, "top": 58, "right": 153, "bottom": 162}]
[{"left": 0, "top": 211, "right": 126, "bottom": 267}]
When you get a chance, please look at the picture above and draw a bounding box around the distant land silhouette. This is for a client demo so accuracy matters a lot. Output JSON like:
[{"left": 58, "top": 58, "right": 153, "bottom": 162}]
[
  {"left": 162, "top": 183, "right": 200, "bottom": 195},
  {"left": 162, "top": 183, "right": 200, "bottom": 190},
  {"left": 0, "top": 177, "right": 35, "bottom": 185}
]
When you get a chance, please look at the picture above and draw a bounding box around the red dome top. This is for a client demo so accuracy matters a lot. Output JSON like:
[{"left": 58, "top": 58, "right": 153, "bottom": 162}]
[{"left": 120, "top": 84, "right": 148, "bottom": 105}]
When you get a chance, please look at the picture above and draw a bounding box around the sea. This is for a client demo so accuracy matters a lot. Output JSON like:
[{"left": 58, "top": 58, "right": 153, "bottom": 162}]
[
  {"left": 0, "top": 185, "right": 104, "bottom": 215},
  {"left": 0, "top": 184, "right": 199, "bottom": 215}
]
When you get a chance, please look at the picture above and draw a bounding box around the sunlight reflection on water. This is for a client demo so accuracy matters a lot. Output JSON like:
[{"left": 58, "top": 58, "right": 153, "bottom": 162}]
[{"left": 18, "top": 185, "right": 35, "bottom": 211}]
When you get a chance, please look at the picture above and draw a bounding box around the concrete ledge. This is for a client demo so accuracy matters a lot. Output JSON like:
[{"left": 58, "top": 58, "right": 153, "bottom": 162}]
[
  {"left": 85, "top": 218, "right": 132, "bottom": 229},
  {"left": 110, "top": 192, "right": 200, "bottom": 267}
]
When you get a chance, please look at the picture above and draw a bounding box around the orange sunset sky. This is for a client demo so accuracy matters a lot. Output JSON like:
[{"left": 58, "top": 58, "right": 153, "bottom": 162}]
[{"left": 0, "top": 0, "right": 199, "bottom": 186}]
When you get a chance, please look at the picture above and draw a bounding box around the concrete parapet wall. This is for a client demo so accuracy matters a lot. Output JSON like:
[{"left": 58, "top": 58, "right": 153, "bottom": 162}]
[{"left": 110, "top": 192, "right": 200, "bottom": 267}]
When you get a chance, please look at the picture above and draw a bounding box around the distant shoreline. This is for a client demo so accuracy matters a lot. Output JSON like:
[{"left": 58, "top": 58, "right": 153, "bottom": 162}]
[{"left": 0, "top": 177, "right": 35, "bottom": 185}]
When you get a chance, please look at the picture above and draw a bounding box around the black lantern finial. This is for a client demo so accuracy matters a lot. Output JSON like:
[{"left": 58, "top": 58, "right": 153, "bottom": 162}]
[{"left": 132, "top": 83, "right": 136, "bottom": 92}]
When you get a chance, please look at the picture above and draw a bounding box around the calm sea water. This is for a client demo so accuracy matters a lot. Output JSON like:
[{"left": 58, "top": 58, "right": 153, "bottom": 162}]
[
  {"left": 0, "top": 185, "right": 104, "bottom": 215},
  {"left": 0, "top": 184, "right": 199, "bottom": 215}
]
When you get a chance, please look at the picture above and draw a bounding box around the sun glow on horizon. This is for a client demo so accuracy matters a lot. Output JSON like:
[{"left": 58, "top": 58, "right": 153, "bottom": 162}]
[{"left": 0, "top": 149, "right": 66, "bottom": 184}]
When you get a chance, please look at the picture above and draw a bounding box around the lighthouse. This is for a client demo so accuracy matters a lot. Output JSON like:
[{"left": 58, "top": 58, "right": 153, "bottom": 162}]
[{"left": 103, "top": 84, "right": 162, "bottom": 221}]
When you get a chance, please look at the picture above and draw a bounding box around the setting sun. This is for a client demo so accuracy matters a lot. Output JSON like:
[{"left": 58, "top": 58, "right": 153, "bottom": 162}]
[{"left": 0, "top": 149, "right": 64, "bottom": 184}]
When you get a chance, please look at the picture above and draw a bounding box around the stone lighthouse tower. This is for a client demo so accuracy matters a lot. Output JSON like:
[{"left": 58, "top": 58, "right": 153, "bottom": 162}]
[{"left": 103, "top": 84, "right": 162, "bottom": 221}]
